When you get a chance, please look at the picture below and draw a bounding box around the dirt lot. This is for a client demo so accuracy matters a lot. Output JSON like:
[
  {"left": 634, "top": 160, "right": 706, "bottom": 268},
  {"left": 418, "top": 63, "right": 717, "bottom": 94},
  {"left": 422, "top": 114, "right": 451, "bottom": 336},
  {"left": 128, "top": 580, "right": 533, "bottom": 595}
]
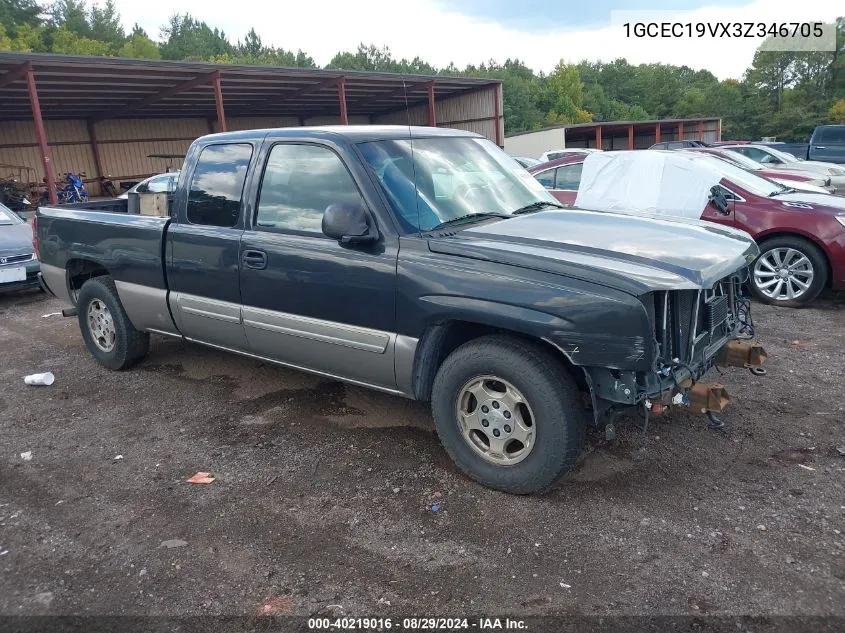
[{"left": 1, "top": 289, "right": 844, "bottom": 622}]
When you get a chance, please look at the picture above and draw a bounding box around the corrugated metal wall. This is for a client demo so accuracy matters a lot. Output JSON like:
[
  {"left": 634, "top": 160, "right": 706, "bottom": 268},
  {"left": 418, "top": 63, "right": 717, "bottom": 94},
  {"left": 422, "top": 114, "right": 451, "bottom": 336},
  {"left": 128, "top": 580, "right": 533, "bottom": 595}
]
[
  {"left": 372, "top": 86, "right": 500, "bottom": 143},
  {"left": 504, "top": 128, "right": 566, "bottom": 158},
  {"left": 1, "top": 87, "right": 500, "bottom": 197}
]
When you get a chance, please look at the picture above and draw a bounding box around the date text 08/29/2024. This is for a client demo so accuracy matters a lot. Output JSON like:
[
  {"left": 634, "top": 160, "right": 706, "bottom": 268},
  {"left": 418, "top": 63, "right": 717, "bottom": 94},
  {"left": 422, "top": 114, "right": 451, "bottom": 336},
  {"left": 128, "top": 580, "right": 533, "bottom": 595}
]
[{"left": 307, "top": 617, "right": 527, "bottom": 630}]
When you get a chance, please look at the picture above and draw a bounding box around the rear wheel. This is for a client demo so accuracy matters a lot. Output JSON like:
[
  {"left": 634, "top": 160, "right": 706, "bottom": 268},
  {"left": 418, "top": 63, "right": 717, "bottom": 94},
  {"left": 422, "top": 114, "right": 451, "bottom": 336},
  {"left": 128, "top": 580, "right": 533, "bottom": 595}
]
[
  {"left": 431, "top": 335, "right": 586, "bottom": 494},
  {"left": 77, "top": 276, "right": 149, "bottom": 370},
  {"left": 750, "top": 236, "right": 827, "bottom": 307}
]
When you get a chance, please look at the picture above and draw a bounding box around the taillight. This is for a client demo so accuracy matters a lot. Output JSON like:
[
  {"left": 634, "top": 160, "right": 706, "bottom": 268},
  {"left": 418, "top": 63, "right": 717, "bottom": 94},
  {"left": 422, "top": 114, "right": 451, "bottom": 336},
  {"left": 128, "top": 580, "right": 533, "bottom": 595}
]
[{"left": 31, "top": 214, "right": 39, "bottom": 258}]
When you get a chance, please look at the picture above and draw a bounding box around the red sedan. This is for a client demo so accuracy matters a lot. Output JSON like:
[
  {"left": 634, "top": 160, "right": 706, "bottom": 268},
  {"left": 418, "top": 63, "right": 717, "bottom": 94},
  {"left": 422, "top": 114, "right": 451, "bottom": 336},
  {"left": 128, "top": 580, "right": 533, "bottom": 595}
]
[{"left": 528, "top": 153, "right": 845, "bottom": 306}]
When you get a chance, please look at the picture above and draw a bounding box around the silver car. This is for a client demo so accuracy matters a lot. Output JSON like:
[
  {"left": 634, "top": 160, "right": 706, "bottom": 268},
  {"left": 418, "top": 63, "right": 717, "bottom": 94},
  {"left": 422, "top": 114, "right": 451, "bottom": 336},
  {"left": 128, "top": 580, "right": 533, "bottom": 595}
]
[
  {"left": 0, "top": 203, "right": 40, "bottom": 293},
  {"left": 118, "top": 172, "right": 180, "bottom": 199}
]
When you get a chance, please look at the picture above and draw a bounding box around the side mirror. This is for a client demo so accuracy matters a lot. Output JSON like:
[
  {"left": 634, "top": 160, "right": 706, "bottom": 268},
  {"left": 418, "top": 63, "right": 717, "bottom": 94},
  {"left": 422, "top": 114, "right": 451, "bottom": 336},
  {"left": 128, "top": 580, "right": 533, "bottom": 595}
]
[
  {"left": 709, "top": 186, "right": 730, "bottom": 215},
  {"left": 322, "top": 202, "right": 377, "bottom": 244}
]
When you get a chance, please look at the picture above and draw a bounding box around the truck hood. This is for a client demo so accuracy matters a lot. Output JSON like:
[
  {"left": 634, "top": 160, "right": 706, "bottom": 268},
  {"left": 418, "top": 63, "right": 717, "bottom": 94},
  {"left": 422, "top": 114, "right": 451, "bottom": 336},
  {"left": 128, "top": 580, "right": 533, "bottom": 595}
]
[{"left": 428, "top": 209, "right": 758, "bottom": 294}]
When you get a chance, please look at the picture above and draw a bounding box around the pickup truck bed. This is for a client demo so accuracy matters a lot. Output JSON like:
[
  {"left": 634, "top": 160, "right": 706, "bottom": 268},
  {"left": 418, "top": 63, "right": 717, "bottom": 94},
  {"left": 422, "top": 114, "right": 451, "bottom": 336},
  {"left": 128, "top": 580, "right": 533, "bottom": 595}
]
[{"left": 36, "top": 125, "right": 765, "bottom": 494}]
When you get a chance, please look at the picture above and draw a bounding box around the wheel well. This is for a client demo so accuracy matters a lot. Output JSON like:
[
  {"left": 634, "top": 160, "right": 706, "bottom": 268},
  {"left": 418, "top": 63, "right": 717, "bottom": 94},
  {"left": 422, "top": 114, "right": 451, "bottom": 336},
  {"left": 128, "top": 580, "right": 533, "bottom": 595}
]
[
  {"left": 411, "top": 320, "right": 584, "bottom": 402},
  {"left": 66, "top": 259, "right": 110, "bottom": 302},
  {"left": 756, "top": 232, "right": 832, "bottom": 288}
]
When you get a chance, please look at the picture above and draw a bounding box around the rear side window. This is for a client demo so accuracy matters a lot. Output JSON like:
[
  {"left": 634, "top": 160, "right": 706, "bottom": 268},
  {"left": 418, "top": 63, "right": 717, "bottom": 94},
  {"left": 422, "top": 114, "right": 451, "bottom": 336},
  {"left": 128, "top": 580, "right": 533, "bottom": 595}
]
[
  {"left": 817, "top": 127, "right": 845, "bottom": 144},
  {"left": 534, "top": 168, "right": 556, "bottom": 189},
  {"left": 187, "top": 143, "right": 253, "bottom": 227},
  {"left": 555, "top": 163, "right": 583, "bottom": 190},
  {"left": 256, "top": 143, "right": 364, "bottom": 234}
]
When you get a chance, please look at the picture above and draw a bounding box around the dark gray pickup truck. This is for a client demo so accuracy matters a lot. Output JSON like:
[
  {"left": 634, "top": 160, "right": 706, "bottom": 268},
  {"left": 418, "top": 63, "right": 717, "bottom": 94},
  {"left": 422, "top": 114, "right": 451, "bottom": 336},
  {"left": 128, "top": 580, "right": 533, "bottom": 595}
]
[{"left": 36, "top": 125, "right": 765, "bottom": 494}]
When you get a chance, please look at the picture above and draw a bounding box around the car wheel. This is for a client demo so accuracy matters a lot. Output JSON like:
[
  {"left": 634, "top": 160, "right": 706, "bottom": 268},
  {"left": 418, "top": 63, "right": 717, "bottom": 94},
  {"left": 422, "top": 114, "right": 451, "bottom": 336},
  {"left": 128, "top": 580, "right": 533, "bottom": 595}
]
[
  {"left": 76, "top": 276, "right": 149, "bottom": 370},
  {"left": 431, "top": 334, "right": 586, "bottom": 494},
  {"left": 750, "top": 236, "right": 828, "bottom": 307}
]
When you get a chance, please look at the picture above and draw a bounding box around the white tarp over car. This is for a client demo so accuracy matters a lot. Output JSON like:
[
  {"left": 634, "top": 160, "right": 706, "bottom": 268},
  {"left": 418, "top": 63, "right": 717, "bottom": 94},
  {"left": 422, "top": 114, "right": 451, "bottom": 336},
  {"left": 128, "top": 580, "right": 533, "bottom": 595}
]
[{"left": 574, "top": 151, "right": 723, "bottom": 220}]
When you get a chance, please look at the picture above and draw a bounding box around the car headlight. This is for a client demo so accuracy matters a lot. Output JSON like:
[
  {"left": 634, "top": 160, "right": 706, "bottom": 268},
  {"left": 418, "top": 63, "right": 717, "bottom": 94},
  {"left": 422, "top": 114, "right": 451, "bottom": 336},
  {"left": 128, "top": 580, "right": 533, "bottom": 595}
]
[
  {"left": 828, "top": 168, "right": 845, "bottom": 177},
  {"left": 836, "top": 216, "right": 845, "bottom": 229}
]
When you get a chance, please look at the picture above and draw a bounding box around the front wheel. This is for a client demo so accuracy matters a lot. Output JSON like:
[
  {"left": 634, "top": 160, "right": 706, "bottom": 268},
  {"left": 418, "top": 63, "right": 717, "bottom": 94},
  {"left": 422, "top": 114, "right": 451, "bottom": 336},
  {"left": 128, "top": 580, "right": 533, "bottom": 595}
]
[
  {"left": 431, "top": 335, "right": 586, "bottom": 494},
  {"left": 749, "top": 236, "right": 828, "bottom": 307},
  {"left": 76, "top": 276, "right": 149, "bottom": 370}
]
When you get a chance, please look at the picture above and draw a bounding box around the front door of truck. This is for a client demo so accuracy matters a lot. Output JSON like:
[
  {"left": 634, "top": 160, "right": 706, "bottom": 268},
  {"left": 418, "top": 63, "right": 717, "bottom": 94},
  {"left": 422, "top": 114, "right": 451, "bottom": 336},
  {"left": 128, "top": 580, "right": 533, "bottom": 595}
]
[
  {"left": 238, "top": 141, "right": 399, "bottom": 390},
  {"left": 167, "top": 142, "right": 254, "bottom": 350}
]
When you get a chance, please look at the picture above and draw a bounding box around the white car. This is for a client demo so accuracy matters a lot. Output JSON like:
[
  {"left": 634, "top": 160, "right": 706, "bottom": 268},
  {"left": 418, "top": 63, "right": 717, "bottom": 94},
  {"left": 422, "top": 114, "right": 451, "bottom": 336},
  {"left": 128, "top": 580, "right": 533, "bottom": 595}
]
[
  {"left": 538, "top": 148, "right": 603, "bottom": 163},
  {"left": 681, "top": 149, "right": 834, "bottom": 194},
  {"left": 725, "top": 144, "right": 845, "bottom": 193},
  {"left": 118, "top": 172, "right": 180, "bottom": 199}
]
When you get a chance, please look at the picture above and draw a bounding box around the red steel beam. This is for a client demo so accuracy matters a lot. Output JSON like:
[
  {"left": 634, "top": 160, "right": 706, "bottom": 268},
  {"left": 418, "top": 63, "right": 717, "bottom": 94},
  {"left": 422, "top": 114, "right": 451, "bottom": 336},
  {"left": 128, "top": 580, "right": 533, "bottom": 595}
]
[
  {"left": 595, "top": 125, "right": 602, "bottom": 150},
  {"left": 427, "top": 81, "right": 436, "bottom": 127},
  {"left": 337, "top": 77, "right": 348, "bottom": 125},
  {"left": 655, "top": 122, "right": 661, "bottom": 144},
  {"left": 86, "top": 119, "right": 103, "bottom": 180},
  {"left": 213, "top": 72, "right": 227, "bottom": 132},
  {"left": 628, "top": 124, "right": 634, "bottom": 150},
  {"left": 26, "top": 68, "right": 57, "bottom": 204},
  {"left": 678, "top": 121, "right": 685, "bottom": 140},
  {"left": 92, "top": 70, "right": 219, "bottom": 121},
  {"left": 0, "top": 61, "right": 31, "bottom": 91}
]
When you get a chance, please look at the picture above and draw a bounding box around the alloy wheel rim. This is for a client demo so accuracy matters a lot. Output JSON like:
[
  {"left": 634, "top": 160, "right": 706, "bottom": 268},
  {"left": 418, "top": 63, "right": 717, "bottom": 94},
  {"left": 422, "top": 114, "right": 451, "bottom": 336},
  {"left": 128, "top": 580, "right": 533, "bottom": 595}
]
[
  {"left": 87, "top": 299, "right": 116, "bottom": 352},
  {"left": 456, "top": 375, "right": 535, "bottom": 465},
  {"left": 753, "top": 247, "right": 814, "bottom": 301}
]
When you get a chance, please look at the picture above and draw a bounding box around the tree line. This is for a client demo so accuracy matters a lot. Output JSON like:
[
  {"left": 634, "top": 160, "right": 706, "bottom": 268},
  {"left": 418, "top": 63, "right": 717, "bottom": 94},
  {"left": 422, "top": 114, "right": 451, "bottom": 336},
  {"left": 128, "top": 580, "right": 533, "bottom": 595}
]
[{"left": 2, "top": 0, "right": 844, "bottom": 141}]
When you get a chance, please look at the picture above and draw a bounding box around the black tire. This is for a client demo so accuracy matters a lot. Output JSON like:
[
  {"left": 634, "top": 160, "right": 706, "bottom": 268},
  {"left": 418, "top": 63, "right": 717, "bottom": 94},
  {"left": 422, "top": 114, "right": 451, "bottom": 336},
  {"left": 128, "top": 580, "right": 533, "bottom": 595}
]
[
  {"left": 431, "top": 334, "right": 586, "bottom": 494},
  {"left": 76, "top": 276, "right": 149, "bottom": 370},
  {"left": 749, "top": 236, "right": 828, "bottom": 307}
]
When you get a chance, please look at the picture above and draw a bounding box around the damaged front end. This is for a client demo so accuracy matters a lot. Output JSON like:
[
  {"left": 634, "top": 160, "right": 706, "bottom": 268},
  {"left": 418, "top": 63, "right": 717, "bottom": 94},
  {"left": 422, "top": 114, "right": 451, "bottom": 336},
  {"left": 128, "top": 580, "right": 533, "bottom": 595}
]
[{"left": 583, "top": 271, "right": 768, "bottom": 433}]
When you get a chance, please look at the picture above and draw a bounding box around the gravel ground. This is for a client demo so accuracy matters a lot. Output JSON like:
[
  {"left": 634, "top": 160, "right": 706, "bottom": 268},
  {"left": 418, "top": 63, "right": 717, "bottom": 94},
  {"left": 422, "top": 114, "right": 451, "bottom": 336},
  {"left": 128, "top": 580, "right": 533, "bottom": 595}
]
[{"left": 1, "top": 289, "right": 844, "bottom": 621}]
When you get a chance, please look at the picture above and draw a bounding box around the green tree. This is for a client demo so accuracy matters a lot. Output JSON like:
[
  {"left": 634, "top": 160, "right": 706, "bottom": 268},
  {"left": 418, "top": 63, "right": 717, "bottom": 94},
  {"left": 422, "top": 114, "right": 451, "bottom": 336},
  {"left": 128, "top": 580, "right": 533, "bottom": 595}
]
[
  {"left": 117, "top": 25, "right": 159, "bottom": 59},
  {"left": 48, "top": 0, "right": 90, "bottom": 37},
  {"left": 0, "top": 0, "right": 42, "bottom": 35},
  {"left": 89, "top": 0, "right": 124, "bottom": 51},
  {"left": 159, "top": 13, "right": 232, "bottom": 61},
  {"left": 830, "top": 98, "right": 845, "bottom": 123},
  {"left": 51, "top": 23, "right": 108, "bottom": 54}
]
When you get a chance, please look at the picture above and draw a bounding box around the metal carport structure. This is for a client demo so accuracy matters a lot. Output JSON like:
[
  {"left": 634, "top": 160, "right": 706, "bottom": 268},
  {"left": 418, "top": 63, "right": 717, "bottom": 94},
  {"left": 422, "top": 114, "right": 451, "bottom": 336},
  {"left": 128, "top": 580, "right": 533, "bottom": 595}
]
[{"left": 0, "top": 52, "right": 503, "bottom": 201}]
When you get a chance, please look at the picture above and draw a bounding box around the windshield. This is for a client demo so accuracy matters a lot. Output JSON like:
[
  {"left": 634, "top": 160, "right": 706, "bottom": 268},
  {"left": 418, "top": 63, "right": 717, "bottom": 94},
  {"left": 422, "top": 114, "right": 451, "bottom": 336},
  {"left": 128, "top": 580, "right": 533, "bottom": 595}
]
[
  {"left": 688, "top": 154, "right": 783, "bottom": 197},
  {"left": 358, "top": 137, "right": 556, "bottom": 232},
  {"left": 0, "top": 203, "right": 22, "bottom": 225},
  {"left": 711, "top": 150, "right": 763, "bottom": 171}
]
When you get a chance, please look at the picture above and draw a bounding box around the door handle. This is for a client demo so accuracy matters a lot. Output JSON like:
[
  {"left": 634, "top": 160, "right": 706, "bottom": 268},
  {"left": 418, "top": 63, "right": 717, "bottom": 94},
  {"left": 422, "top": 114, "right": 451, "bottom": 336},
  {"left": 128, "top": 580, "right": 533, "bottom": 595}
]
[
  {"left": 813, "top": 146, "right": 826, "bottom": 149},
  {"left": 242, "top": 250, "right": 267, "bottom": 270}
]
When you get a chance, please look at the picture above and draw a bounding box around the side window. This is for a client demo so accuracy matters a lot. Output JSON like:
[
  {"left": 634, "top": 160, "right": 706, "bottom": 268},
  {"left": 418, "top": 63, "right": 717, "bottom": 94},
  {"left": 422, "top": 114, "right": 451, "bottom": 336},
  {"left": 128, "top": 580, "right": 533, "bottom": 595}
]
[
  {"left": 187, "top": 143, "right": 253, "bottom": 227},
  {"left": 818, "top": 127, "right": 845, "bottom": 144},
  {"left": 147, "top": 175, "right": 173, "bottom": 193},
  {"left": 555, "top": 163, "right": 583, "bottom": 190},
  {"left": 534, "top": 168, "right": 556, "bottom": 189},
  {"left": 746, "top": 148, "right": 777, "bottom": 164},
  {"left": 256, "top": 144, "right": 364, "bottom": 235}
]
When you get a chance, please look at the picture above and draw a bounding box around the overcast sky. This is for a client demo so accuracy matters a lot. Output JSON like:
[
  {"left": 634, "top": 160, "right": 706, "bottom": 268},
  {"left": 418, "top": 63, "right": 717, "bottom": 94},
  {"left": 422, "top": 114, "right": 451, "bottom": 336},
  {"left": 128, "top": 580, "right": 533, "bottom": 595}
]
[{"left": 116, "top": 0, "right": 840, "bottom": 80}]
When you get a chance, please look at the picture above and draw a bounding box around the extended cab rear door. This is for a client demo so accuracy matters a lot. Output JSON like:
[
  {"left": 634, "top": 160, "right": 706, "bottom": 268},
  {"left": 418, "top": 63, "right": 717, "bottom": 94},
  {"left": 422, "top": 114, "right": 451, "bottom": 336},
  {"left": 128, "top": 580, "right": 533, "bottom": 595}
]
[
  {"left": 237, "top": 137, "right": 400, "bottom": 391},
  {"left": 166, "top": 141, "right": 255, "bottom": 350}
]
